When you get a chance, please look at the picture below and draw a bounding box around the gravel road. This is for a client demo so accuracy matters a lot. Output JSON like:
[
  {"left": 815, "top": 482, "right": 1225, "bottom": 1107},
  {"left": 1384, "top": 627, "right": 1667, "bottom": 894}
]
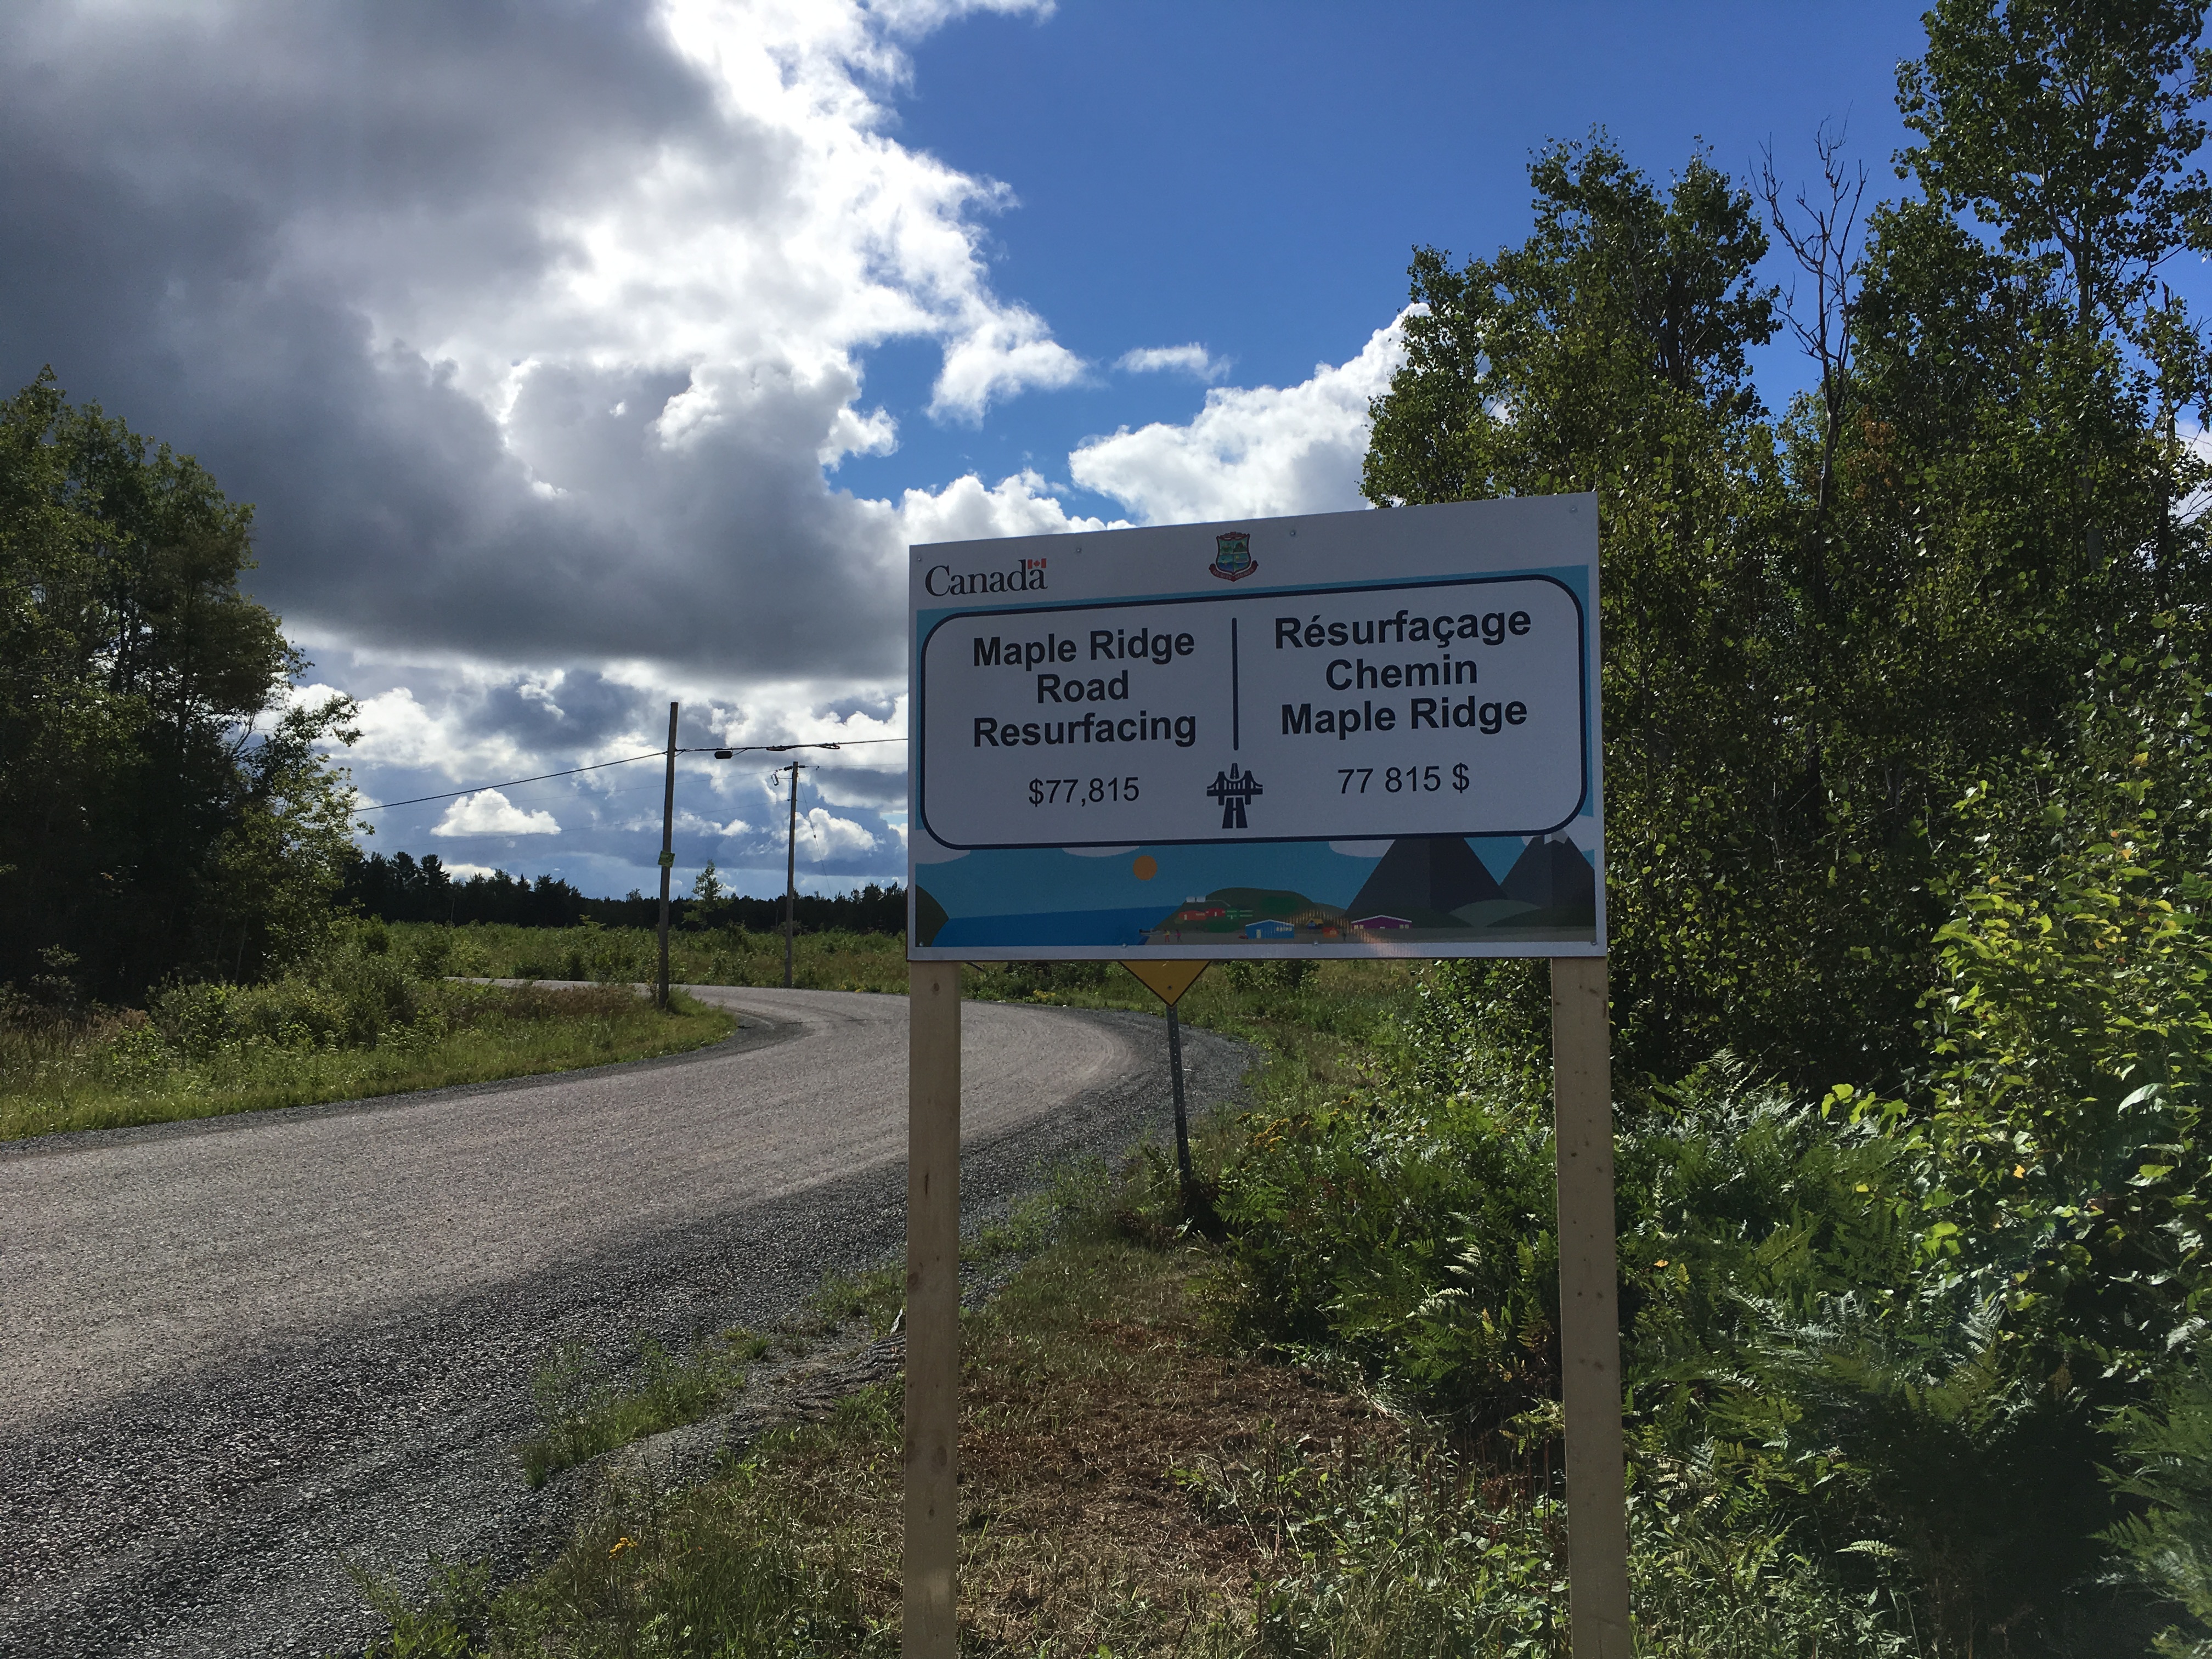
[{"left": 0, "top": 987, "right": 1249, "bottom": 1658}]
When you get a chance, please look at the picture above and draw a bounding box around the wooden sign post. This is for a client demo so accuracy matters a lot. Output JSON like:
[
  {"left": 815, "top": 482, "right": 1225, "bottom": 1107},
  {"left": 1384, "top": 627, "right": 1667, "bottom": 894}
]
[
  {"left": 904, "top": 961, "right": 961, "bottom": 1656},
  {"left": 1551, "top": 955, "right": 1631, "bottom": 1656},
  {"left": 905, "top": 494, "right": 1621, "bottom": 1656}
]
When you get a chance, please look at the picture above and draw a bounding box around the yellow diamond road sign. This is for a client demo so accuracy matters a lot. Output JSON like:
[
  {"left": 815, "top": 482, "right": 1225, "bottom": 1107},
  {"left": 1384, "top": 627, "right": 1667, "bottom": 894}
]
[{"left": 1122, "top": 961, "right": 1209, "bottom": 1006}]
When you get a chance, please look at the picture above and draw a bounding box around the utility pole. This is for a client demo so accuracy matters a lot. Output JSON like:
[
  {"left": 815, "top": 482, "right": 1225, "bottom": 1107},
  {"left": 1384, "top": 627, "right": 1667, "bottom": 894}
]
[
  {"left": 782, "top": 760, "right": 802, "bottom": 988},
  {"left": 656, "top": 702, "right": 678, "bottom": 1011}
]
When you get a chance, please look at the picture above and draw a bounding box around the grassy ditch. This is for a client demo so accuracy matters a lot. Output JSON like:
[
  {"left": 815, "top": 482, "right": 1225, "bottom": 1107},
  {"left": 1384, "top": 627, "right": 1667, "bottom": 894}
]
[
  {"left": 511, "top": 1206, "right": 1056, "bottom": 1493},
  {"left": 362, "top": 1165, "right": 1915, "bottom": 1657},
  {"left": 357, "top": 969, "right": 1927, "bottom": 1658},
  {"left": 365, "top": 1216, "right": 1409, "bottom": 1657},
  {"left": 393, "top": 920, "right": 1412, "bottom": 1039},
  {"left": 0, "top": 927, "right": 735, "bottom": 1142}
]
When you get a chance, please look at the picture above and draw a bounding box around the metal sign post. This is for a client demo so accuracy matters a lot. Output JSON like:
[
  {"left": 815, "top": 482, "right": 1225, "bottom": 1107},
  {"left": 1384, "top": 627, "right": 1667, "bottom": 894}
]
[
  {"left": 904, "top": 495, "right": 1622, "bottom": 1658},
  {"left": 1121, "top": 961, "right": 1211, "bottom": 1209}
]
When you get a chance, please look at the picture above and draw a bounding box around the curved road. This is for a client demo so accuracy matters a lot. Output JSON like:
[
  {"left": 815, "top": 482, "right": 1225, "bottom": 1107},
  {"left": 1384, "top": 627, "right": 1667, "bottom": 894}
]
[{"left": 0, "top": 988, "right": 1248, "bottom": 1658}]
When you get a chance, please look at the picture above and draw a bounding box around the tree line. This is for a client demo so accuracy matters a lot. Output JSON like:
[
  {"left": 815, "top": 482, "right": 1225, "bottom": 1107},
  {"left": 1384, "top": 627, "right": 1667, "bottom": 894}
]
[{"left": 338, "top": 849, "right": 907, "bottom": 935}]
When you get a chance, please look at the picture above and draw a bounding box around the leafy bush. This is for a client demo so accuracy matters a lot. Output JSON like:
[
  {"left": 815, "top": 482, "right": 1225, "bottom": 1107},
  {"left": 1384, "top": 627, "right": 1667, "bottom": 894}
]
[
  {"left": 1906, "top": 645, "right": 2212, "bottom": 1382},
  {"left": 1223, "top": 958, "right": 1318, "bottom": 992},
  {"left": 1182, "top": 1425, "right": 1922, "bottom": 1657},
  {"left": 1221, "top": 1071, "right": 1560, "bottom": 1432},
  {"left": 2107, "top": 1342, "right": 2212, "bottom": 1656},
  {"left": 1218, "top": 1044, "right": 2145, "bottom": 1650}
]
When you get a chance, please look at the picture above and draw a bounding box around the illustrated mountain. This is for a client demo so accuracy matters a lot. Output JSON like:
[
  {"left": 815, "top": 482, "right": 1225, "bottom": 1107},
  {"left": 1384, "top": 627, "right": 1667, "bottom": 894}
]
[
  {"left": 1502, "top": 834, "right": 1596, "bottom": 912},
  {"left": 1344, "top": 836, "right": 1505, "bottom": 926}
]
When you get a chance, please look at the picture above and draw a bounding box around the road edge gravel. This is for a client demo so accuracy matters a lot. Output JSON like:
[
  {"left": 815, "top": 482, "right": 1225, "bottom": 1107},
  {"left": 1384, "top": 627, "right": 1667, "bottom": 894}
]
[
  {"left": 0, "top": 1006, "right": 796, "bottom": 1163},
  {"left": 0, "top": 997, "right": 1252, "bottom": 1658}
]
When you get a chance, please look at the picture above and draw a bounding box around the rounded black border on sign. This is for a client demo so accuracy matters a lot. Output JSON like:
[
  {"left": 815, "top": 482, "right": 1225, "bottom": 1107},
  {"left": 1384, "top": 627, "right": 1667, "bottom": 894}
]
[{"left": 915, "top": 572, "right": 1591, "bottom": 851}]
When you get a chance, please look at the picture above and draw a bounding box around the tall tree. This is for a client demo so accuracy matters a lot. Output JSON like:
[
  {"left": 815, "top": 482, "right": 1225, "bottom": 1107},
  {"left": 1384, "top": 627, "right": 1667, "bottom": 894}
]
[
  {"left": 1367, "top": 82, "right": 2211, "bottom": 1089},
  {"left": 0, "top": 371, "right": 359, "bottom": 999},
  {"left": 1898, "top": 0, "right": 2212, "bottom": 334}
]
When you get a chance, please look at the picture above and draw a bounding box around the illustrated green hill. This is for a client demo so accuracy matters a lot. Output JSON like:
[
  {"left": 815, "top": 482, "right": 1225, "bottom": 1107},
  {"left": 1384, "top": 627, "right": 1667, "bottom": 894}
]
[{"left": 1149, "top": 887, "right": 1341, "bottom": 935}]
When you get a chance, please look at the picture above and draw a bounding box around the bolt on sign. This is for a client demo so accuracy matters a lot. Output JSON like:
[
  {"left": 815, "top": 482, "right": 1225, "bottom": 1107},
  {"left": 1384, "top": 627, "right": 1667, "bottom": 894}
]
[{"left": 907, "top": 495, "right": 1604, "bottom": 960}]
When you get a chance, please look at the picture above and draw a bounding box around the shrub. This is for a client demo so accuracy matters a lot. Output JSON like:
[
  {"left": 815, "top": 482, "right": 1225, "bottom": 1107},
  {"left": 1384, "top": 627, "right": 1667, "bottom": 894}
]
[
  {"left": 2106, "top": 1342, "right": 2212, "bottom": 1655},
  {"left": 1223, "top": 958, "right": 1318, "bottom": 992}
]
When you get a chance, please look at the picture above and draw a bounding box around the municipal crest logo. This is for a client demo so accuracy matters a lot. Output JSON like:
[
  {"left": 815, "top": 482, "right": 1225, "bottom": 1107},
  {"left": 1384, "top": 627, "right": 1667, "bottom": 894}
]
[{"left": 1209, "top": 531, "right": 1255, "bottom": 582}]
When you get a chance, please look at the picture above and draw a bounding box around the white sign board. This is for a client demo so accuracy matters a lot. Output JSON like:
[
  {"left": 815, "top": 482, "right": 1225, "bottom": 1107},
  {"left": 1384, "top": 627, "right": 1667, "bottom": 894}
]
[{"left": 907, "top": 496, "right": 1602, "bottom": 959}]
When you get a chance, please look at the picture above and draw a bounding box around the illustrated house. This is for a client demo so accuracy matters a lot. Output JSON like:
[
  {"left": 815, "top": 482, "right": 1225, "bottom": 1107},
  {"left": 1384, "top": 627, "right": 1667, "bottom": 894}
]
[
  {"left": 1243, "top": 918, "right": 1295, "bottom": 940},
  {"left": 1351, "top": 915, "right": 1412, "bottom": 930}
]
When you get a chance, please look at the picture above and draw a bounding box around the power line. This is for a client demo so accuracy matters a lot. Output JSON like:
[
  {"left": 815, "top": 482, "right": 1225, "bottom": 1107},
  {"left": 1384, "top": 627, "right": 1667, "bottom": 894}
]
[
  {"left": 351, "top": 736, "right": 907, "bottom": 814},
  {"left": 352, "top": 751, "right": 665, "bottom": 812}
]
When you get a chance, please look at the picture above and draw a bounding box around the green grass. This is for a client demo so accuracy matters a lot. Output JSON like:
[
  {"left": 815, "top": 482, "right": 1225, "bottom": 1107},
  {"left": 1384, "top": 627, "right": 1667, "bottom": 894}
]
[
  {"left": 400, "top": 919, "right": 1420, "bottom": 1045},
  {"left": 0, "top": 982, "right": 735, "bottom": 1142},
  {"left": 364, "top": 1146, "right": 1924, "bottom": 1656},
  {"left": 517, "top": 1329, "right": 771, "bottom": 1489},
  {"left": 363, "top": 1387, "right": 906, "bottom": 1659},
  {"left": 411, "top": 920, "right": 912, "bottom": 995}
]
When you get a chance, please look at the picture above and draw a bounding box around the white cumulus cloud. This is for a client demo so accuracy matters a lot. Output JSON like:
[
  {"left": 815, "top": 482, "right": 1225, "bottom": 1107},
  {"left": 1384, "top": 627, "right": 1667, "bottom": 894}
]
[
  {"left": 1070, "top": 315, "right": 1409, "bottom": 524},
  {"left": 798, "top": 806, "right": 879, "bottom": 861},
  {"left": 432, "top": 789, "right": 562, "bottom": 837},
  {"left": 1115, "top": 344, "right": 1227, "bottom": 381},
  {"left": 928, "top": 308, "right": 1087, "bottom": 424},
  {"left": 891, "top": 469, "right": 1122, "bottom": 548},
  {"left": 334, "top": 685, "right": 537, "bottom": 780}
]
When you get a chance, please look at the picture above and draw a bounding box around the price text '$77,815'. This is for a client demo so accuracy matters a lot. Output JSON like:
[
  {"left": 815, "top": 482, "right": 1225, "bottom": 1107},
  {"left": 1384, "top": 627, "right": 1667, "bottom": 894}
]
[{"left": 1030, "top": 776, "right": 1139, "bottom": 805}]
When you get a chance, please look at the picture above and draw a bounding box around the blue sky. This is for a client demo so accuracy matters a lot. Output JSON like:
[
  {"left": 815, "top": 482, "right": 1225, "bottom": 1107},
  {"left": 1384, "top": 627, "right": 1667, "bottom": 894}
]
[
  {"left": 12, "top": 1, "right": 2196, "bottom": 902},
  {"left": 838, "top": 0, "right": 1931, "bottom": 511}
]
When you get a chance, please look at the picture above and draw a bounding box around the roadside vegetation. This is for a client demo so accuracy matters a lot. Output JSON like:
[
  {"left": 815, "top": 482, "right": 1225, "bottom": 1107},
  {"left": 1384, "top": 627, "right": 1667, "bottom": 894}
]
[
  {"left": 356, "top": 996, "right": 1927, "bottom": 1657},
  {"left": 408, "top": 920, "right": 913, "bottom": 996},
  {"left": 0, "top": 919, "right": 733, "bottom": 1142},
  {"left": 366, "top": 906, "right": 2212, "bottom": 1654}
]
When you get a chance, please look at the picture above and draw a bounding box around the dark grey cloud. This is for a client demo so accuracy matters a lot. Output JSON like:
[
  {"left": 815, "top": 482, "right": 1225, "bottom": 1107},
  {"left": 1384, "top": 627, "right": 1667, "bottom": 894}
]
[
  {"left": 1, "top": 0, "right": 1149, "bottom": 891},
  {"left": 0, "top": 0, "right": 1079, "bottom": 690}
]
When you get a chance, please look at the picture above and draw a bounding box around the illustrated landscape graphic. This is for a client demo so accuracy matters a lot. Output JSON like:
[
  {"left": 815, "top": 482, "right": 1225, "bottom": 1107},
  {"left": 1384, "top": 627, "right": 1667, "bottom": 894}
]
[{"left": 913, "top": 831, "right": 1598, "bottom": 951}]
